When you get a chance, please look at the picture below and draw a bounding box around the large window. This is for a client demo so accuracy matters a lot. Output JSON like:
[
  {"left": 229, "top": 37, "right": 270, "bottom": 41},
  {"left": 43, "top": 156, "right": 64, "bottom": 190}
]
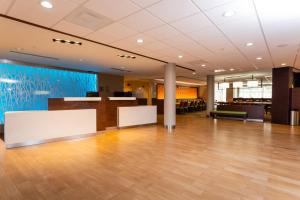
[
  {"left": 233, "top": 85, "right": 272, "bottom": 98},
  {"left": 0, "top": 63, "right": 97, "bottom": 123},
  {"left": 215, "top": 83, "right": 227, "bottom": 102}
]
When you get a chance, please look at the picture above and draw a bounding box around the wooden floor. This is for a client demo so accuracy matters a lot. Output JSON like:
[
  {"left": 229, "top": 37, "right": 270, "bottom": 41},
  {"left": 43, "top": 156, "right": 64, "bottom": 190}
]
[{"left": 1, "top": 113, "right": 300, "bottom": 200}]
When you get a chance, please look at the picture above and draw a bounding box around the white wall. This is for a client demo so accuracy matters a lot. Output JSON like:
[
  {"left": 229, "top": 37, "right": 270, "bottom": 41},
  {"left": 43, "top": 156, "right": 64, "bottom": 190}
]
[{"left": 5, "top": 109, "right": 96, "bottom": 148}]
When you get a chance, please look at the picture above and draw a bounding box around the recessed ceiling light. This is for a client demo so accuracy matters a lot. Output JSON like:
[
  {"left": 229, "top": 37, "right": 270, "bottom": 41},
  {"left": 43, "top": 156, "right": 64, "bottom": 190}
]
[
  {"left": 223, "top": 11, "right": 236, "bottom": 17},
  {"left": 230, "top": 68, "right": 235, "bottom": 71},
  {"left": 281, "top": 63, "right": 287, "bottom": 66},
  {"left": 201, "top": 64, "right": 206, "bottom": 67},
  {"left": 137, "top": 39, "right": 143, "bottom": 44},
  {"left": 256, "top": 57, "right": 263, "bottom": 60},
  {"left": 192, "top": 71, "right": 196, "bottom": 75},
  {"left": 40, "top": 0, "right": 53, "bottom": 9},
  {"left": 246, "top": 42, "right": 253, "bottom": 47},
  {"left": 178, "top": 55, "right": 183, "bottom": 59}
]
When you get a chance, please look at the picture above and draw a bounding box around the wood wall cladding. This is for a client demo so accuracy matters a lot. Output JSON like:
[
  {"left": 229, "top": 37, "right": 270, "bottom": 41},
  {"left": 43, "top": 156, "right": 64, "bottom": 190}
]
[
  {"left": 291, "top": 88, "right": 300, "bottom": 110},
  {"left": 48, "top": 98, "right": 137, "bottom": 131},
  {"left": 271, "top": 67, "right": 293, "bottom": 124},
  {"left": 105, "top": 100, "right": 137, "bottom": 128},
  {"left": 217, "top": 104, "right": 265, "bottom": 120}
]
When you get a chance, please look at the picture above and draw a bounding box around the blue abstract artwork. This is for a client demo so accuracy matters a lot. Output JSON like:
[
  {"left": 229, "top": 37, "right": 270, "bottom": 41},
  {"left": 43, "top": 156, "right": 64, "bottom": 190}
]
[{"left": 0, "top": 63, "right": 97, "bottom": 124}]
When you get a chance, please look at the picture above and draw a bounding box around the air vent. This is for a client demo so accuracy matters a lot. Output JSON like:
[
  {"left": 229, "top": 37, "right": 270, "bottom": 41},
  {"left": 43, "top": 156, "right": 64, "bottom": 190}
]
[
  {"left": 111, "top": 67, "right": 131, "bottom": 73},
  {"left": 65, "top": 7, "right": 113, "bottom": 31},
  {"left": 9, "top": 51, "right": 59, "bottom": 60}
]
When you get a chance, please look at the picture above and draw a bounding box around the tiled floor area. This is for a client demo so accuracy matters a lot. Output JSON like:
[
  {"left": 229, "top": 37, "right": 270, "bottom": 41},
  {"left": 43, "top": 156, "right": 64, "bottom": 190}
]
[{"left": 1, "top": 114, "right": 300, "bottom": 200}]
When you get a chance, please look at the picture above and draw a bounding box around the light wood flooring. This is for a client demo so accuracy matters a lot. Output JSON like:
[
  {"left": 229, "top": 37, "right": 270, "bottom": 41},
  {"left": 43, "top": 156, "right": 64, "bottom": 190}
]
[{"left": 1, "top": 113, "right": 300, "bottom": 200}]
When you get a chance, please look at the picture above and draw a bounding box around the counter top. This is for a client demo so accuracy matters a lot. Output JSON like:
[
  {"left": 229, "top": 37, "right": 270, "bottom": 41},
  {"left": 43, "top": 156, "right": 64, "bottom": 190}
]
[
  {"left": 108, "top": 97, "right": 136, "bottom": 101},
  {"left": 64, "top": 97, "right": 102, "bottom": 101}
]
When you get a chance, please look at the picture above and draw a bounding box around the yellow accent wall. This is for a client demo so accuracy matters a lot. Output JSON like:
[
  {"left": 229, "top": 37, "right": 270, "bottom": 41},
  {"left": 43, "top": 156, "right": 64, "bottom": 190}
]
[
  {"left": 124, "top": 80, "right": 152, "bottom": 104},
  {"left": 157, "top": 84, "right": 198, "bottom": 99}
]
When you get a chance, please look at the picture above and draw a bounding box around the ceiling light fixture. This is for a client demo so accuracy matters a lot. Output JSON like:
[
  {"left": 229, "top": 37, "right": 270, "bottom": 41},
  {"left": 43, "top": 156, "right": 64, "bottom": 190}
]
[
  {"left": 223, "top": 11, "right": 236, "bottom": 17},
  {"left": 192, "top": 71, "right": 196, "bottom": 75},
  {"left": 40, "top": 0, "right": 53, "bottom": 9},
  {"left": 201, "top": 64, "right": 206, "bottom": 67},
  {"left": 117, "top": 54, "right": 136, "bottom": 59},
  {"left": 246, "top": 42, "right": 253, "bottom": 47},
  {"left": 53, "top": 38, "right": 82, "bottom": 45},
  {"left": 281, "top": 63, "right": 287, "bottom": 66},
  {"left": 256, "top": 57, "right": 263, "bottom": 60},
  {"left": 137, "top": 39, "right": 143, "bottom": 44},
  {"left": 230, "top": 68, "right": 235, "bottom": 71},
  {"left": 178, "top": 55, "right": 183, "bottom": 59},
  {"left": 214, "top": 69, "right": 226, "bottom": 73}
]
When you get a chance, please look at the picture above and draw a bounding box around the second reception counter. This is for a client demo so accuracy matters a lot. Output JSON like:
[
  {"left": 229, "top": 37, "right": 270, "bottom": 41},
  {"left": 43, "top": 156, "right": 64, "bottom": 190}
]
[{"left": 48, "top": 97, "right": 156, "bottom": 131}]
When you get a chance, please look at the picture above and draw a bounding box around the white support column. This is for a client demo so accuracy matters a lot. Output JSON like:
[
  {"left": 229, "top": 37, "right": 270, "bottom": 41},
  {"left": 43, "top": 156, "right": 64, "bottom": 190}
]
[
  {"left": 164, "top": 63, "right": 176, "bottom": 131},
  {"left": 206, "top": 75, "right": 215, "bottom": 116}
]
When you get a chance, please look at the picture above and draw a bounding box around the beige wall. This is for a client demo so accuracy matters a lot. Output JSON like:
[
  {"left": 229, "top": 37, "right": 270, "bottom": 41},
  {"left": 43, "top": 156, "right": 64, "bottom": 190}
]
[
  {"left": 198, "top": 85, "right": 208, "bottom": 100},
  {"left": 98, "top": 73, "right": 124, "bottom": 97}
]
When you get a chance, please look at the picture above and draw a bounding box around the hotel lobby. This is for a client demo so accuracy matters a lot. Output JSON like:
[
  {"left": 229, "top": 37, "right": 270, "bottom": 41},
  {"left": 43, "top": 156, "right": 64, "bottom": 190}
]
[{"left": 1, "top": 0, "right": 300, "bottom": 199}]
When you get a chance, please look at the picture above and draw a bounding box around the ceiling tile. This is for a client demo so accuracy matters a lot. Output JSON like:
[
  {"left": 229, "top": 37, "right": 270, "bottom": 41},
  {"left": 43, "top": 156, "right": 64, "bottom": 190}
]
[
  {"left": 8, "top": 0, "right": 79, "bottom": 27},
  {"left": 88, "top": 23, "right": 138, "bottom": 42},
  {"left": 86, "top": 30, "right": 119, "bottom": 44},
  {"left": 110, "top": 34, "right": 155, "bottom": 50},
  {"left": 144, "top": 25, "right": 181, "bottom": 40},
  {"left": 84, "top": 0, "right": 140, "bottom": 20},
  {"left": 147, "top": 0, "right": 199, "bottom": 23},
  {"left": 53, "top": 20, "right": 94, "bottom": 36},
  {"left": 187, "top": 26, "right": 234, "bottom": 51},
  {"left": 119, "top": 10, "right": 163, "bottom": 32},
  {"left": 0, "top": 0, "right": 14, "bottom": 14},
  {"left": 142, "top": 41, "right": 170, "bottom": 51},
  {"left": 192, "top": 0, "right": 235, "bottom": 10},
  {"left": 170, "top": 12, "right": 213, "bottom": 33},
  {"left": 69, "top": 0, "right": 87, "bottom": 4},
  {"left": 131, "top": 0, "right": 161, "bottom": 8},
  {"left": 203, "top": 0, "right": 256, "bottom": 25}
]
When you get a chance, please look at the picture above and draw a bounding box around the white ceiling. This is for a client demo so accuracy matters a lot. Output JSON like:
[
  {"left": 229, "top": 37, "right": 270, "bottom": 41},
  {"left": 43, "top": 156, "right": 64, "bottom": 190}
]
[{"left": 0, "top": 0, "right": 300, "bottom": 78}]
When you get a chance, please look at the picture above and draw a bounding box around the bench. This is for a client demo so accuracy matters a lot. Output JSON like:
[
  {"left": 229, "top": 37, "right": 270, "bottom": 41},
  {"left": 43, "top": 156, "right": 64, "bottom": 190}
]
[{"left": 210, "top": 110, "right": 248, "bottom": 120}]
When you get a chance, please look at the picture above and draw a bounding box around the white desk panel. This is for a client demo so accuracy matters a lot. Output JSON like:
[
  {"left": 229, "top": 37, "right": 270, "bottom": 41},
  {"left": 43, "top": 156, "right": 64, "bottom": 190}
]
[
  {"left": 108, "top": 97, "right": 136, "bottom": 101},
  {"left": 118, "top": 106, "right": 157, "bottom": 127},
  {"left": 5, "top": 109, "right": 96, "bottom": 148}
]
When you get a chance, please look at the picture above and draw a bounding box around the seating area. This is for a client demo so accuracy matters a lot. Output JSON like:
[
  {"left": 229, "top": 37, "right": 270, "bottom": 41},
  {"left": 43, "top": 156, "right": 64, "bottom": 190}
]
[{"left": 176, "top": 99, "right": 206, "bottom": 114}]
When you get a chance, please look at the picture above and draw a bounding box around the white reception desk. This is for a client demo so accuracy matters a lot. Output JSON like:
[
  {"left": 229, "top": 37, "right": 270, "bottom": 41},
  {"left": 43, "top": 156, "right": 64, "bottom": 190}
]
[
  {"left": 5, "top": 109, "right": 96, "bottom": 148},
  {"left": 118, "top": 106, "right": 157, "bottom": 128}
]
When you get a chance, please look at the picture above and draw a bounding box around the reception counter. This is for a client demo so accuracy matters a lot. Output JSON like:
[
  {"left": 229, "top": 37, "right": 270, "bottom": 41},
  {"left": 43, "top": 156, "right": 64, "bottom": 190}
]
[
  {"left": 48, "top": 97, "right": 138, "bottom": 131},
  {"left": 5, "top": 109, "right": 96, "bottom": 148}
]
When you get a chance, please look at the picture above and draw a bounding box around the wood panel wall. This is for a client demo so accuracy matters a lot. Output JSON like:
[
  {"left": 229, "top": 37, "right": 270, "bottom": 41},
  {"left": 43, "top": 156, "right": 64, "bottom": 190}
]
[
  {"left": 48, "top": 98, "right": 137, "bottom": 131},
  {"left": 271, "top": 67, "right": 293, "bottom": 124},
  {"left": 291, "top": 88, "right": 300, "bottom": 110}
]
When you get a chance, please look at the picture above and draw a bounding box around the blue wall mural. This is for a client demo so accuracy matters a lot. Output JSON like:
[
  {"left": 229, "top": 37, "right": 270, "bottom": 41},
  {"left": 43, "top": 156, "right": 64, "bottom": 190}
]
[{"left": 0, "top": 63, "right": 97, "bottom": 124}]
